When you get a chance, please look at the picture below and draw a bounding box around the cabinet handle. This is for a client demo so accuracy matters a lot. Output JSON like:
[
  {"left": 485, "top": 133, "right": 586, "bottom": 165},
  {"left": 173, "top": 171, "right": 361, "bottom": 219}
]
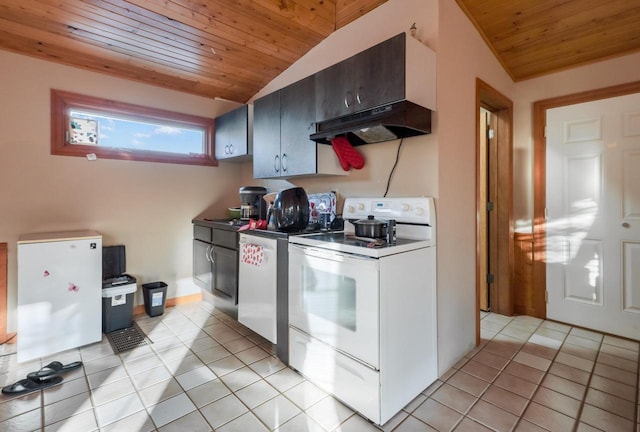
[
  {"left": 344, "top": 90, "right": 353, "bottom": 108},
  {"left": 205, "top": 245, "right": 212, "bottom": 262},
  {"left": 274, "top": 155, "right": 280, "bottom": 173},
  {"left": 208, "top": 246, "right": 215, "bottom": 263},
  {"left": 357, "top": 86, "right": 365, "bottom": 105},
  {"left": 224, "top": 145, "right": 230, "bottom": 155},
  {"left": 228, "top": 144, "right": 234, "bottom": 154},
  {"left": 282, "top": 153, "right": 288, "bottom": 172}
]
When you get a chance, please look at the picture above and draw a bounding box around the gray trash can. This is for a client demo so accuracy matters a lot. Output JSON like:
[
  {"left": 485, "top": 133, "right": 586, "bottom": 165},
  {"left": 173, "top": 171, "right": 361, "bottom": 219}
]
[
  {"left": 102, "top": 281, "right": 137, "bottom": 333},
  {"left": 142, "top": 282, "right": 167, "bottom": 317}
]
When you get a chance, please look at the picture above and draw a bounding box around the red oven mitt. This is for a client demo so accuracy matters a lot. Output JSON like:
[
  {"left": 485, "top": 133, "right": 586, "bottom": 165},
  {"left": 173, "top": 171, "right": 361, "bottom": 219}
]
[{"left": 331, "top": 136, "right": 365, "bottom": 170}]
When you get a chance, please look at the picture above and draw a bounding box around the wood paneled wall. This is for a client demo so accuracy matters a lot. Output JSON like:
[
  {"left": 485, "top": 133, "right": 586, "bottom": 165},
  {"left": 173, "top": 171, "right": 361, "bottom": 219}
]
[{"left": 513, "top": 232, "right": 538, "bottom": 317}]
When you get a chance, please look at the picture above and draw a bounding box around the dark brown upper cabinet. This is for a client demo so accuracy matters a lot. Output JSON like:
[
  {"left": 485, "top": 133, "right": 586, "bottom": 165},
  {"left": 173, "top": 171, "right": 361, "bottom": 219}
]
[
  {"left": 315, "top": 34, "right": 406, "bottom": 122},
  {"left": 214, "top": 105, "right": 252, "bottom": 161},
  {"left": 253, "top": 76, "right": 345, "bottom": 179}
]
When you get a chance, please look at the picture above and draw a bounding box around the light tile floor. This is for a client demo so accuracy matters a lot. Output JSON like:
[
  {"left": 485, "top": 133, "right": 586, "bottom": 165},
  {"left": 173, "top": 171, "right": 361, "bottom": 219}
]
[{"left": 0, "top": 303, "right": 638, "bottom": 431}]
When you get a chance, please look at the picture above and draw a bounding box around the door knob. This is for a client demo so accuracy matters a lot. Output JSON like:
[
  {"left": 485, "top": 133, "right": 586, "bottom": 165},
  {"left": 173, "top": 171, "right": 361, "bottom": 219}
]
[{"left": 622, "top": 222, "right": 631, "bottom": 228}]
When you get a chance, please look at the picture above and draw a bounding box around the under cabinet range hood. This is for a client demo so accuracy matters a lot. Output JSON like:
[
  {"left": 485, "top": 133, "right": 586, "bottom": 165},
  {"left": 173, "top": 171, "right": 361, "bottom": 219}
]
[
  {"left": 309, "top": 31, "right": 436, "bottom": 146},
  {"left": 310, "top": 100, "right": 432, "bottom": 145}
]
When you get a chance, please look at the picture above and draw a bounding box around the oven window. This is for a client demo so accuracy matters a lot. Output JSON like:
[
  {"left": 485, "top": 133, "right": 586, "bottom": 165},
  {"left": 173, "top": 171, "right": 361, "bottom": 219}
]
[{"left": 301, "top": 267, "right": 356, "bottom": 331}]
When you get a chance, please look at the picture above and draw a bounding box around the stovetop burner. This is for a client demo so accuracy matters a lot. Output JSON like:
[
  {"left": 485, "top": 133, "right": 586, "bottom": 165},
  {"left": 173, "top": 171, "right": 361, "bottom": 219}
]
[
  {"left": 289, "top": 231, "right": 432, "bottom": 258},
  {"left": 288, "top": 197, "right": 436, "bottom": 258}
]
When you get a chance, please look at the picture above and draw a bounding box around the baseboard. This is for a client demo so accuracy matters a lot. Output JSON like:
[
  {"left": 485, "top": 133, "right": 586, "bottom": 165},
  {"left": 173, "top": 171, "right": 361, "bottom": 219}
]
[
  {"left": 133, "top": 292, "right": 203, "bottom": 317},
  {"left": 0, "top": 243, "right": 12, "bottom": 344}
]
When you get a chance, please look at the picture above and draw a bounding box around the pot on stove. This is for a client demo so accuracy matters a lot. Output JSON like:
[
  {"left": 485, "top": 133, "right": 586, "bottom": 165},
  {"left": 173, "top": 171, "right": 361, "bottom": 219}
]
[
  {"left": 350, "top": 216, "right": 397, "bottom": 243},
  {"left": 351, "top": 215, "right": 387, "bottom": 238}
]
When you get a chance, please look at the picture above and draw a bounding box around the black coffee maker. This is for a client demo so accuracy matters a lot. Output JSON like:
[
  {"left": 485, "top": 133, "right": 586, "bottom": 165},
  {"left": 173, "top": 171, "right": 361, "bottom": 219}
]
[{"left": 239, "top": 186, "right": 267, "bottom": 220}]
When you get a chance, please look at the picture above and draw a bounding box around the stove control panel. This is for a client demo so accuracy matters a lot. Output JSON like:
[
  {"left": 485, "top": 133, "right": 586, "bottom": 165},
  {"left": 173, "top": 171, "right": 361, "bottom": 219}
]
[{"left": 343, "top": 197, "right": 434, "bottom": 226}]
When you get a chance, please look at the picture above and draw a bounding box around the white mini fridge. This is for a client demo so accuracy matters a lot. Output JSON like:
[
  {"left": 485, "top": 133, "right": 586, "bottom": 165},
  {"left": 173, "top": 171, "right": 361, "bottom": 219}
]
[{"left": 17, "top": 230, "right": 102, "bottom": 363}]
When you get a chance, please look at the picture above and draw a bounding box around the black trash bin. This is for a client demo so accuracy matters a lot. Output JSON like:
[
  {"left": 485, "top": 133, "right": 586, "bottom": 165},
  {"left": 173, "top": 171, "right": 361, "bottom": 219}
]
[{"left": 142, "top": 282, "right": 167, "bottom": 317}]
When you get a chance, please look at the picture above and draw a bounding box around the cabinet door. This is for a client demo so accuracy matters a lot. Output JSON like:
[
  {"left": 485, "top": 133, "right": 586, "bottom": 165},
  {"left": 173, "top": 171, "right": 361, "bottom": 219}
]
[
  {"left": 280, "top": 75, "right": 317, "bottom": 176},
  {"left": 253, "top": 91, "right": 281, "bottom": 178},
  {"left": 354, "top": 34, "right": 405, "bottom": 112},
  {"left": 315, "top": 60, "right": 353, "bottom": 121},
  {"left": 193, "top": 239, "right": 212, "bottom": 291},
  {"left": 215, "top": 105, "right": 249, "bottom": 160},
  {"left": 315, "top": 33, "right": 406, "bottom": 122},
  {"left": 212, "top": 245, "right": 238, "bottom": 303}
]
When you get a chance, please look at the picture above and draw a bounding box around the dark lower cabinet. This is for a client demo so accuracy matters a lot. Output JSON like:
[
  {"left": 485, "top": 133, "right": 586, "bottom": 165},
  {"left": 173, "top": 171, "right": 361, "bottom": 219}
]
[
  {"left": 193, "top": 223, "right": 238, "bottom": 319},
  {"left": 193, "top": 238, "right": 213, "bottom": 289},
  {"left": 210, "top": 245, "right": 237, "bottom": 302}
]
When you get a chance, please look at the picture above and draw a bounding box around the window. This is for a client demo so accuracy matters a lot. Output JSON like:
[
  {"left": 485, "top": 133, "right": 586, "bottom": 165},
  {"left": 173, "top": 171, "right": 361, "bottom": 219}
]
[{"left": 51, "top": 89, "right": 216, "bottom": 166}]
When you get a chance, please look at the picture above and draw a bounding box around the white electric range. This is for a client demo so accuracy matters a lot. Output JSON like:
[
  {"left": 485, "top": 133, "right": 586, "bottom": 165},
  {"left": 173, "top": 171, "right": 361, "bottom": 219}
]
[{"left": 287, "top": 197, "right": 438, "bottom": 425}]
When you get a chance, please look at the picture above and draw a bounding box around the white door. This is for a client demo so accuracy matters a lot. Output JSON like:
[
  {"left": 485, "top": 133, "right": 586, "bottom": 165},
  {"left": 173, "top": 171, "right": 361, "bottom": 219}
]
[{"left": 546, "top": 92, "right": 640, "bottom": 339}]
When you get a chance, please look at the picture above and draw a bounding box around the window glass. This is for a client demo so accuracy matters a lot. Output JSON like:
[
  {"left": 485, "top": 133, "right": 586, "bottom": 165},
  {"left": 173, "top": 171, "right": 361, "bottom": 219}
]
[
  {"left": 301, "top": 267, "right": 357, "bottom": 331},
  {"left": 51, "top": 89, "right": 216, "bottom": 166}
]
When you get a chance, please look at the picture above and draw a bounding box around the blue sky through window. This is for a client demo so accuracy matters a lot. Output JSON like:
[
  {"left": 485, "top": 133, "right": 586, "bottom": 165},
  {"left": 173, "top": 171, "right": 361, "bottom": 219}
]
[{"left": 70, "top": 110, "right": 205, "bottom": 155}]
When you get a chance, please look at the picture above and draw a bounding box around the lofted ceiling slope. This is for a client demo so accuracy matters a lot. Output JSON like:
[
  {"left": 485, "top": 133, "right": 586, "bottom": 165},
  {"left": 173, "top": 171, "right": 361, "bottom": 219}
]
[
  {"left": 456, "top": 0, "right": 640, "bottom": 81},
  {"left": 0, "top": 0, "right": 387, "bottom": 103},
  {"left": 0, "top": 1, "right": 639, "bottom": 103}
]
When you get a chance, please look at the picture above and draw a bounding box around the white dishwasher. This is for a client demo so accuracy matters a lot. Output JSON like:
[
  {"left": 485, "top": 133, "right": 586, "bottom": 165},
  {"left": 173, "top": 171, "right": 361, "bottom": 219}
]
[{"left": 238, "top": 233, "right": 278, "bottom": 343}]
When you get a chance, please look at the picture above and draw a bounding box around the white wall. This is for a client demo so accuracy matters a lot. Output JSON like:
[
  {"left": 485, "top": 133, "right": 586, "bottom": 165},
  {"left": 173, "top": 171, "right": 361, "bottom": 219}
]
[
  {"left": 236, "top": 0, "right": 515, "bottom": 375},
  {"left": 435, "top": 1, "right": 515, "bottom": 373},
  {"left": 0, "top": 51, "right": 244, "bottom": 332}
]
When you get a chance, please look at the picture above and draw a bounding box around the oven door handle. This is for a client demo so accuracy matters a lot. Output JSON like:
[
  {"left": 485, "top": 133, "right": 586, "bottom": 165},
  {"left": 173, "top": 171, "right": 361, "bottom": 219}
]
[{"left": 289, "top": 244, "right": 375, "bottom": 262}]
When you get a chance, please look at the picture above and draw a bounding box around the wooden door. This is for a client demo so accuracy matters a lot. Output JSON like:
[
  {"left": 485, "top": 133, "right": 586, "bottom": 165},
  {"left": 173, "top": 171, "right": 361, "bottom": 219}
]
[
  {"left": 546, "top": 92, "right": 640, "bottom": 339},
  {"left": 479, "top": 109, "right": 499, "bottom": 312}
]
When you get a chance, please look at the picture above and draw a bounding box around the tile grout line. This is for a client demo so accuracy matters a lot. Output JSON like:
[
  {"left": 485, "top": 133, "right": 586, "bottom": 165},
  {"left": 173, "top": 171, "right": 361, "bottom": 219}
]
[
  {"left": 569, "top": 332, "right": 604, "bottom": 432},
  {"left": 489, "top": 316, "right": 548, "bottom": 432},
  {"left": 445, "top": 315, "right": 521, "bottom": 431},
  {"left": 504, "top": 319, "right": 547, "bottom": 432}
]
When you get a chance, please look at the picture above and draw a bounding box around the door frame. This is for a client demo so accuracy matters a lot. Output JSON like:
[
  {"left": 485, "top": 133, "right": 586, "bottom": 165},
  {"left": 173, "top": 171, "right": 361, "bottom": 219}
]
[
  {"left": 532, "top": 80, "right": 640, "bottom": 319},
  {"left": 475, "top": 79, "right": 514, "bottom": 344}
]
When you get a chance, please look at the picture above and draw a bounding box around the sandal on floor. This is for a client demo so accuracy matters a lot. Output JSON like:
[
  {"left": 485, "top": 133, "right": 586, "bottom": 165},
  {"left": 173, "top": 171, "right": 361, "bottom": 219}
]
[
  {"left": 26, "top": 361, "right": 83, "bottom": 381},
  {"left": 1, "top": 375, "right": 63, "bottom": 395}
]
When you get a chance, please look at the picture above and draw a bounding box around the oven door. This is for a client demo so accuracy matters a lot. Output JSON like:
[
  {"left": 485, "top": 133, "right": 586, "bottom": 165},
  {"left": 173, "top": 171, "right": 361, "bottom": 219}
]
[{"left": 288, "top": 244, "right": 379, "bottom": 369}]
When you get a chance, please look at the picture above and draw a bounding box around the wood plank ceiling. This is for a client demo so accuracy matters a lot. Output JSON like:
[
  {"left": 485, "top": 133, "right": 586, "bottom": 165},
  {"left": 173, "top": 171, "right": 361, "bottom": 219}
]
[
  {"left": 0, "top": 1, "right": 639, "bottom": 103},
  {"left": 456, "top": 0, "right": 640, "bottom": 81},
  {"left": 0, "top": 0, "right": 387, "bottom": 103}
]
